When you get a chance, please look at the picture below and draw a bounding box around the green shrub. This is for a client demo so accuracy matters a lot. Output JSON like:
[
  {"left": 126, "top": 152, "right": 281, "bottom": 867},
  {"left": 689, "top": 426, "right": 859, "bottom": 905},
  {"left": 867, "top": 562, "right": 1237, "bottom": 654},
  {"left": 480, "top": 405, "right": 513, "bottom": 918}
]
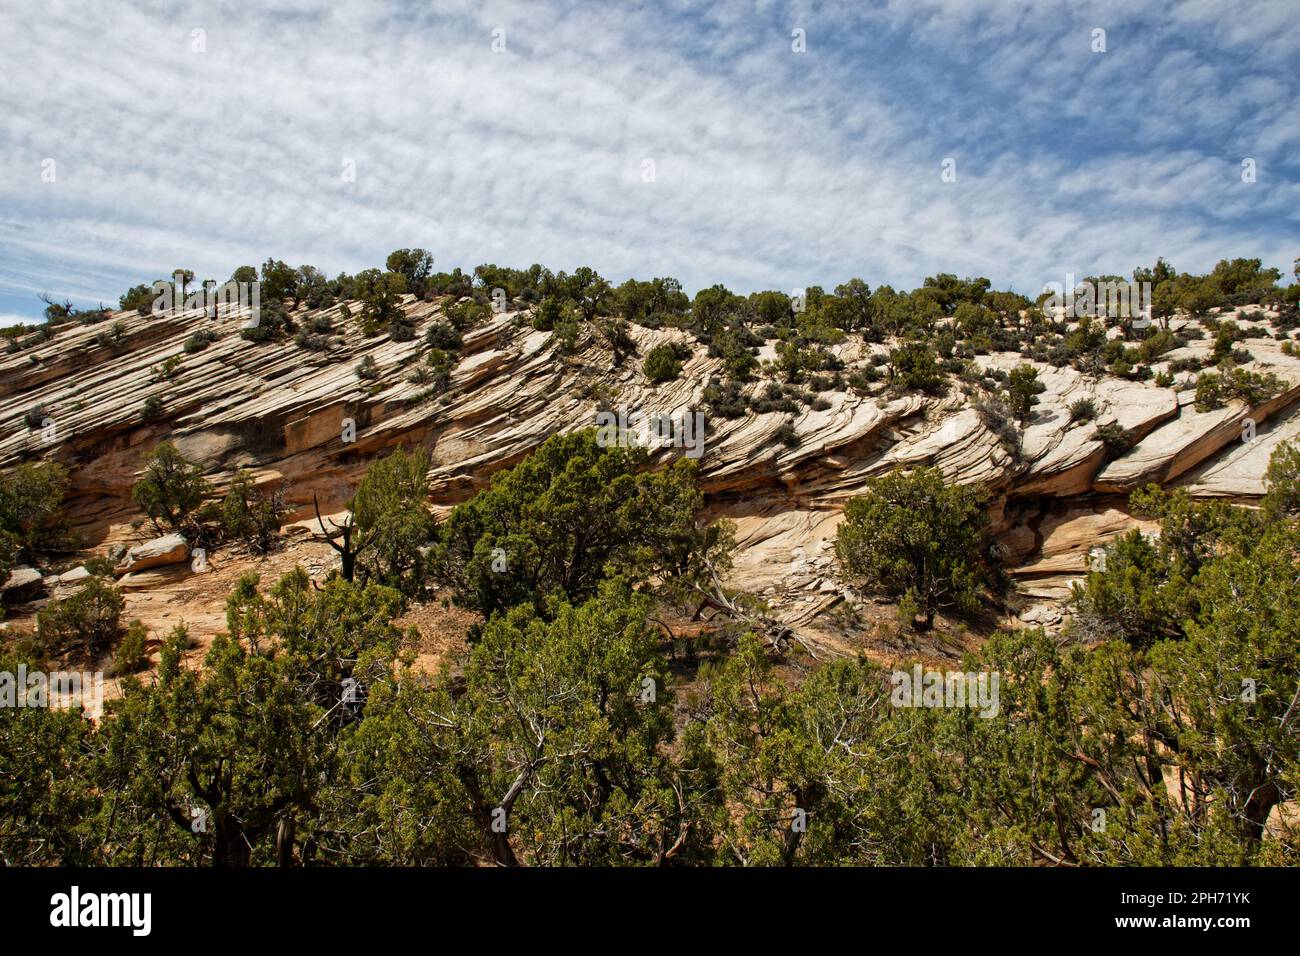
[
  {"left": 847, "top": 366, "right": 881, "bottom": 392},
  {"left": 423, "top": 348, "right": 455, "bottom": 392},
  {"left": 1068, "top": 397, "right": 1098, "bottom": 423},
  {"left": 974, "top": 393, "right": 1022, "bottom": 461},
  {"left": 118, "top": 283, "right": 155, "bottom": 313},
  {"left": 887, "top": 342, "right": 946, "bottom": 394},
  {"left": 1071, "top": 528, "right": 1179, "bottom": 649},
  {"left": 550, "top": 312, "right": 583, "bottom": 355},
  {"left": 293, "top": 331, "right": 333, "bottom": 351},
  {"left": 702, "top": 377, "right": 748, "bottom": 418},
  {"left": 1263, "top": 440, "right": 1300, "bottom": 520},
  {"left": 1211, "top": 321, "right": 1247, "bottom": 363},
  {"left": 774, "top": 339, "right": 836, "bottom": 383},
  {"left": 444, "top": 299, "right": 491, "bottom": 332},
  {"left": 108, "top": 620, "right": 149, "bottom": 676},
  {"left": 1194, "top": 367, "right": 1283, "bottom": 412},
  {"left": 240, "top": 300, "right": 292, "bottom": 343},
  {"left": 82, "top": 555, "right": 116, "bottom": 577},
  {"left": 183, "top": 329, "right": 219, "bottom": 353},
  {"left": 131, "top": 442, "right": 211, "bottom": 535},
  {"left": 1006, "top": 364, "right": 1045, "bottom": 421},
  {"left": 1136, "top": 330, "right": 1179, "bottom": 363},
  {"left": 424, "top": 320, "right": 462, "bottom": 352},
  {"left": 0, "top": 462, "right": 71, "bottom": 563},
  {"left": 149, "top": 355, "right": 182, "bottom": 382},
  {"left": 1168, "top": 356, "right": 1204, "bottom": 373},
  {"left": 356, "top": 356, "right": 380, "bottom": 380},
  {"left": 835, "top": 466, "right": 989, "bottom": 630},
  {"left": 709, "top": 328, "right": 758, "bottom": 381},
  {"left": 95, "top": 321, "right": 127, "bottom": 350},
  {"left": 1094, "top": 421, "right": 1134, "bottom": 456},
  {"left": 350, "top": 446, "right": 437, "bottom": 594},
  {"left": 532, "top": 296, "right": 562, "bottom": 332},
  {"left": 220, "top": 469, "right": 286, "bottom": 554},
  {"left": 642, "top": 343, "right": 682, "bottom": 383},
  {"left": 141, "top": 395, "right": 166, "bottom": 421},
  {"left": 352, "top": 269, "right": 408, "bottom": 336},
  {"left": 36, "top": 578, "right": 124, "bottom": 656},
  {"left": 774, "top": 420, "right": 800, "bottom": 447},
  {"left": 429, "top": 430, "right": 705, "bottom": 622},
  {"left": 751, "top": 382, "right": 798, "bottom": 414}
]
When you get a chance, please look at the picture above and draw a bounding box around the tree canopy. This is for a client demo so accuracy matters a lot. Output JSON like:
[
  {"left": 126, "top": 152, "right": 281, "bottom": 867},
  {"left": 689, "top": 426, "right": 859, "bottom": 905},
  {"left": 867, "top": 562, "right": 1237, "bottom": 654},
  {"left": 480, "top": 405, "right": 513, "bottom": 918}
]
[
  {"left": 835, "top": 466, "right": 990, "bottom": 629},
  {"left": 429, "top": 429, "right": 706, "bottom": 623}
]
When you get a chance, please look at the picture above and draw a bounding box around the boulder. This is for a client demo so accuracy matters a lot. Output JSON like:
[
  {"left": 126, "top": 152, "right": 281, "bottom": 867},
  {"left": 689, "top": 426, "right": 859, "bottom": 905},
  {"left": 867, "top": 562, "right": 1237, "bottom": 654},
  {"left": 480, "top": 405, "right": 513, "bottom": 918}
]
[
  {"left": 59, "top": 565, "right": 91, "bottom": 585},
  {"left": 1265, "top": 801, "right": 1300, "bottom": 841},
  {"left": 118, "top": 565, "right": 191, "bottom": 589},
  {"left": 118, "top": 534, "right": 189, "bottom": 574},
  {"left": 1, "top": 566, "right": 46, "bottom": 602},
  {"left": 1018, "top": 604, "right": 1062, "bottom": 626}
]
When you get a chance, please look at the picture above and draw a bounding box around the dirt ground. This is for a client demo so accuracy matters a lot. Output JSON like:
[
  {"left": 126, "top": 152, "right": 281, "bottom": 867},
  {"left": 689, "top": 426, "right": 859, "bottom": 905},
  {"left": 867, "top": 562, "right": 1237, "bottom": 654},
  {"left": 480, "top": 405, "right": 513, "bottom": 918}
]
[
  {"left": 2, "top": 516, "right": 1010, "bottom": 718},
  {"left": 1, "top": 528, "right": 481, "bottom": 709}
]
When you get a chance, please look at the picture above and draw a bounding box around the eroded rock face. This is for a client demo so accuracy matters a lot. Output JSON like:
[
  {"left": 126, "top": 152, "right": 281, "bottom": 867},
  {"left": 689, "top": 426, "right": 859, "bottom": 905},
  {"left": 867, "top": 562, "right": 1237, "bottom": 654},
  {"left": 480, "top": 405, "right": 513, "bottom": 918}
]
[
  {"left": 3, "top": 297, "right": 1298, "bottom": 645},
  {"left": 1094, "top": 334, "right": 1300, "bottom": 493}
]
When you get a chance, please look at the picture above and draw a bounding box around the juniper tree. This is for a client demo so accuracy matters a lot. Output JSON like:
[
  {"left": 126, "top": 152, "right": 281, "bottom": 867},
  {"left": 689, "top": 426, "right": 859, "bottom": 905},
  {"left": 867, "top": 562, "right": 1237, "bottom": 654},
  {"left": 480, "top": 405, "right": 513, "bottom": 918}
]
[
  {"left": 1263, "top": 440, "right": 1300, "bottom": 520},
  {"left": 429, "top": 429, "right": 706, "bottom": 624},
  {"left": 348, "top": 445, "right": 435, "bottom": 593},
  {"left": 835, "top": 466, "right": 990, "bottom": 629},
  {"left": 352, "top": 268, "right": 408, "bottom": 336},
  {"left": 220, "top": 469, "right": 286, "bottom": 554},
  {"left": 1005, "top": 364, "right": 1045, "bottom": 422},
  {"left": 131, "top": 442, "right": 211, "bottom": 536},
  {"left": 0, "top": 461, "right": 71, "bottom": 565}
]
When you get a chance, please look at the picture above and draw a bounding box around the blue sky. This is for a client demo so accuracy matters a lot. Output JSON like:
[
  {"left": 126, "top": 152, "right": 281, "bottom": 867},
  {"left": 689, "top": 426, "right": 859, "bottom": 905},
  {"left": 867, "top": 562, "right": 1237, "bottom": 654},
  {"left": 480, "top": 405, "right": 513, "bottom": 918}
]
[{"left": 1, "top": 0, "right": 1296, "bottom": 324}]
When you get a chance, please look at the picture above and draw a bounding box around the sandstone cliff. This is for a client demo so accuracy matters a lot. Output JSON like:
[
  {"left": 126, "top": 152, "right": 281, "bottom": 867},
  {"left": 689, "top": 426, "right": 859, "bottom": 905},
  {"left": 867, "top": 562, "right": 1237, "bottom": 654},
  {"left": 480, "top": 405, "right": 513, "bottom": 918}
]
[{"left": 4, "top": 296, "right": 1298, "bottom": 659}]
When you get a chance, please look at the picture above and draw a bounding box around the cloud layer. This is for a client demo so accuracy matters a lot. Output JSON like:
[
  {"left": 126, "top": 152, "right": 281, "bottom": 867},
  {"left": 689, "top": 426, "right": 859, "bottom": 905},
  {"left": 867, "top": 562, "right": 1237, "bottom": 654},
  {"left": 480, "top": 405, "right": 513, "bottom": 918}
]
[{"left": 1, "top": 0, "right": 1296, "bottom": 319}]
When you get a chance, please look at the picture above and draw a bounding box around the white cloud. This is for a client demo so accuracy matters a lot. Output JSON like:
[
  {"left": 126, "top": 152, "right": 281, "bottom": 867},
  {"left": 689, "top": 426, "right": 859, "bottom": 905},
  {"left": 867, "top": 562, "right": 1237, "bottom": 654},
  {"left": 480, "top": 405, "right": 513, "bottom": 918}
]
[{"left": 0, "top": 0, "right": 1295, "bottom": 319}]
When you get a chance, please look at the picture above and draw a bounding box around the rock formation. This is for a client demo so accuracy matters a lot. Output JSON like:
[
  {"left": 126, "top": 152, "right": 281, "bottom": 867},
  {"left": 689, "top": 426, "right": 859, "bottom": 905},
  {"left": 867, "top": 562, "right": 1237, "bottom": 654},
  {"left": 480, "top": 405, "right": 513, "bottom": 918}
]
[{"left": 4, "top": 296, "right": 1298, "bottom": 657}]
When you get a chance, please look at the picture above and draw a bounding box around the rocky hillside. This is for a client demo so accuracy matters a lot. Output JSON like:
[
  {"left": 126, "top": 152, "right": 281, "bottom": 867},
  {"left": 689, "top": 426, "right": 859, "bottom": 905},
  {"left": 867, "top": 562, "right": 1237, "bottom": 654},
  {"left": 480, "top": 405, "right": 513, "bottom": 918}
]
[{"left": 4, "top": 294, "right": 1300, "bottom": 660}]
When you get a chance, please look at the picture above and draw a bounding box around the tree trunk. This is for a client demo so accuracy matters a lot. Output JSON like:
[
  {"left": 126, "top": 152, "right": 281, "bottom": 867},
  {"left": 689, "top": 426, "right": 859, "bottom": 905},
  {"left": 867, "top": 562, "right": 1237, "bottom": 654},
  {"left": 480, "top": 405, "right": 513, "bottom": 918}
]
[{"left": 276, "top": 816, "right": 296, "bottom": 867}]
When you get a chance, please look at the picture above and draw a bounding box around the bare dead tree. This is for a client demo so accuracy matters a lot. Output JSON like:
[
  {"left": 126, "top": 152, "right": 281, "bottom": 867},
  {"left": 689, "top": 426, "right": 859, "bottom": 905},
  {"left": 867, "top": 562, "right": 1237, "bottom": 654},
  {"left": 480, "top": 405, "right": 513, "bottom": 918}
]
[
  {"left": 313, "top": 493, "right": 372, "bottom": 582},
  {"left": 681, "top": 557, "right": 817, "bottom": 660}
]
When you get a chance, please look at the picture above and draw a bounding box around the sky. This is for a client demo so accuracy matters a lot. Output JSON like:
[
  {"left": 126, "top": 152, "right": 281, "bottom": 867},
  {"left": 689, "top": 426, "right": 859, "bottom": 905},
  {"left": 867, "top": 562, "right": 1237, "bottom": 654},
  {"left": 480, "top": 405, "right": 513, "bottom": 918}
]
[{"left": 1, "top": 0, "right": 1296, "bottom": 324}]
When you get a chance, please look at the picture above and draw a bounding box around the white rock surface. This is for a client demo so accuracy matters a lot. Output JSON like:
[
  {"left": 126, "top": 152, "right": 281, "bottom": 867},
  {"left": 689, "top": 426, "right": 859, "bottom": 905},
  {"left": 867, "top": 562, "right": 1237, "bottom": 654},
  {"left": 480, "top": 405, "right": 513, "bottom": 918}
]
[
  {"left": 3, "top": 296, "right": 1298, "bottom": 645},
  {"left": 118, "top": 534, "right": 189, "bottom": 574},
  {"left": 1, "top": 566, "right": 45, "bottom": 600}
]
